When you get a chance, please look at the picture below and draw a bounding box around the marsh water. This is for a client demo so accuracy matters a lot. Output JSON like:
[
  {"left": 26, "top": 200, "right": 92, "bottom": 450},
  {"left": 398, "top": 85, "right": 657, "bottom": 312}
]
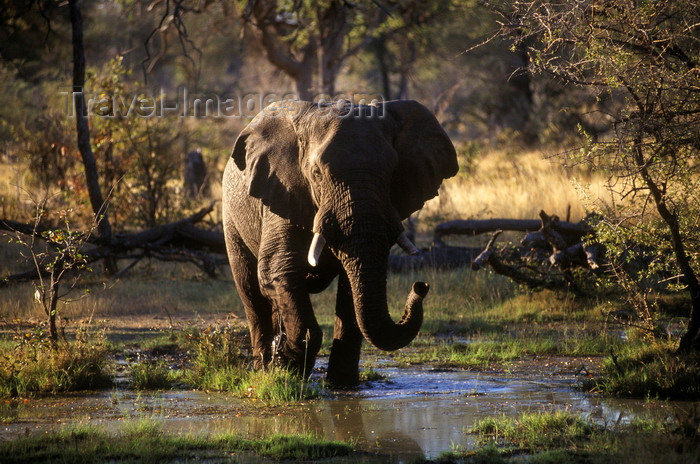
[{"left": 0, "top": 360, "right": 691, "bottom": 461}]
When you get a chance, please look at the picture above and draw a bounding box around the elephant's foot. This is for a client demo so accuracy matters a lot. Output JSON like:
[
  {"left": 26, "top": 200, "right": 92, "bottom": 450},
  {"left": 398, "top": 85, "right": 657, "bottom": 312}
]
[
  {"left": 272, "top": 352, "right": 317, "bottom": 379},
  {"left": 271, "top": 330, "right": 321, "bottom": 379},
  {"left": 326, "top": 338, "right": 362, "bottom": 388}
]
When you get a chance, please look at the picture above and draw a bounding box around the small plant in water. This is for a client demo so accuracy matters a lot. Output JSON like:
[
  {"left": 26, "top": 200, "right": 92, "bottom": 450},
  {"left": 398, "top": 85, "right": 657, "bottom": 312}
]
[
  {"left": 360, "top": 366, "right": 389, "bottom": 382},
  {"left": 129, "top": 360, "right": 176, "bottom": 390},
  {"left": 471, "top": 411, "right": 593, "bottom": 452},
  {"left": 177, "top": 322, "right": 250, "bottom": 391},
  {"left": 240, "top": 367, "right": 320, "bottom": 404}
]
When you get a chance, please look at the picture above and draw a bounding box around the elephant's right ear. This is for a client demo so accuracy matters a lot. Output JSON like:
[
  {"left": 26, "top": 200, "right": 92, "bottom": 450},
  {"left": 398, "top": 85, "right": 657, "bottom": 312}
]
[{"left": 229, "top": 108, "right": 314, "bottom": 227}]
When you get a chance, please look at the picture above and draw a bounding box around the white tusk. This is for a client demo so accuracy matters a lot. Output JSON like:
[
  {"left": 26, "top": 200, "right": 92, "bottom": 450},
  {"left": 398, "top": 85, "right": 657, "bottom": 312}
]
[
  {"left": 308, "top": 233, "right": 326, "bottom": 267},
  {"left": 397, "top": 231, "right": 420, "bottom": 255}
]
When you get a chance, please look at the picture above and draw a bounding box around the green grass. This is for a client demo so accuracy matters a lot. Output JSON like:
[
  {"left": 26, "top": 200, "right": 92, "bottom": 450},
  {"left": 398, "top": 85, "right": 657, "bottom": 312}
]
[
  {"left": 0, "top": 328, "right": 112, "bottom": 397},
  {"left": 394, "top": 330, "right": 623, "bottom": 370},
  {"left": 471, "top": 411, "right": 593, "bottom": 452},
  {"left": 0, "top": 421, "right": 353, "bottom": 463},
  {"left": 437, "top": 411, "right": 700, "bottom": 464},
  {"left": 436, "top": 339, "right": 557, "bottom": 368},
  {"left": 360, "top": 365, "right": 389, "bottom": 382},
  {"left": 586, "top": 341, "right": 700, "bottom": 399},
  {"left": 234, "top": 434, "right": 353, "bottom": 460},
  {"left": 238, "top": 367, "right": 321, "bottom": 404},
  {"left": 0, "top": 316, "right": 324, "bottom": 403},
  {"left": 129, "top": 360, "right": 179, "bottom": 390},
  {"left": 123, "top": 324, "right": 322, "bottom": 402}
]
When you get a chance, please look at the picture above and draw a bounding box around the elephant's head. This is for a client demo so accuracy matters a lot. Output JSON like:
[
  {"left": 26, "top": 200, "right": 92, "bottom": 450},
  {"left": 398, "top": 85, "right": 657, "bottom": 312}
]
[{"left": 231, "top": 100, "right": 458, "bottom": 351}]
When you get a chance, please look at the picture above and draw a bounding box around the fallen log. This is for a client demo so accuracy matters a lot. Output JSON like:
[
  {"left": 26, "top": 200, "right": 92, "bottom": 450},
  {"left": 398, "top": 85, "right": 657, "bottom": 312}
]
[
  {"left": 0, "top": 203, "right": 227, "bottom": 283},
  {"left": 467, "top": 210, "right": 604, "bottom": 293},
  {"left": 434, "top": 215, "right": 591, "bottom": 246}
]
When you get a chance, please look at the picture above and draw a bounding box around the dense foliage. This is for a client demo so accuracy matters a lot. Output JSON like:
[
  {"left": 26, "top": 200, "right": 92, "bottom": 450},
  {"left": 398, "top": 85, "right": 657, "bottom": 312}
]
[{"left": 494, "top": 0, "right": 700, "bottom": 349}]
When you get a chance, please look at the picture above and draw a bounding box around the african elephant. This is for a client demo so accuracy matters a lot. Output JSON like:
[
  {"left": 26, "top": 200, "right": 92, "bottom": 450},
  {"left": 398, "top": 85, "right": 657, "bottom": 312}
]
[{"left": 222, "top": 99, "right": 458, "bottom": 387}]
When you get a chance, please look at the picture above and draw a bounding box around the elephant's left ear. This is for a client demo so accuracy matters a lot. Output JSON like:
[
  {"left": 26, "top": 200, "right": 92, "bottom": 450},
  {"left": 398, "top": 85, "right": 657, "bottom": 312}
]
[{"left": 382, "top": 100, "right": 459, "bottom": 219}]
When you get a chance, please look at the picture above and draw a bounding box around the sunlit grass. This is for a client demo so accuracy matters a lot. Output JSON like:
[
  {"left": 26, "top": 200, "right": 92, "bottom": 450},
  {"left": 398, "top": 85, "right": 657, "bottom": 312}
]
[
  {"left": 129, "top": 360, "right": 178, "bottom": 390},
  {"left": 238, "top": 367, "right": 321, "bottom": 404},
  {"left": 419, "top": 148, "right": 614, "bottom": 234},
  {"left": 0, "top": 255, "right": 244, "bottom": 323},
  {"left": 0, "top": 330, "right": 112, "bottom": 397},
  {"left": 394, "top": 330, "right": 622, "bottom": 369}
]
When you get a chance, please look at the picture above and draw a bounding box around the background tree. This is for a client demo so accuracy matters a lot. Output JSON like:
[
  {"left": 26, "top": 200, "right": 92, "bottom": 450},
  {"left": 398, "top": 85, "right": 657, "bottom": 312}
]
[
  {"left": 493, "top": 0, "right": 700, "bottom": 349},
  {"left": 68, "top": 0, "right": 116, "bottom": 265},
  {"left": 236, "top": 0, "right": 394, "bottom": 99},
  {"left": 144, "top": 0, "right": 456, "bottom": 100}
]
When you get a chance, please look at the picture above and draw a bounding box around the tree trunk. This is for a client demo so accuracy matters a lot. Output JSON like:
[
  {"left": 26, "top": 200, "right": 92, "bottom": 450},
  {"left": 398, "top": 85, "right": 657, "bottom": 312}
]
[
  {"left": 631, "top": 142, "right": 700, "bottom": 351},
  {"left": 48, "top": 271, "right": 59, "bottom": 345},
  {"left": 373, "top": 35, "right": 392, "bottom": 100},
  {"left": 68, "top": 0, "right": 117, "bottom": 274},
  {"left": 397, "top": 41, "right": 416, "bottom": 100},
  {"left": 295, "top": 62, "right": 314, "bottom": 101},
  {"left": 317, "top": 0, "right": 348, "bottom": 97}
]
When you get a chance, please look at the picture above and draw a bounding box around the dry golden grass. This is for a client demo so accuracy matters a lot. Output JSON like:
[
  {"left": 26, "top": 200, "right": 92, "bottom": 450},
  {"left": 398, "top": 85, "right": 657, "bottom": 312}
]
[
  {"left": 418, "top": 147, "right": 615, "bottom": 232},
  {"left": 0, "top": 158, "right": 36, "bottom": 221}
]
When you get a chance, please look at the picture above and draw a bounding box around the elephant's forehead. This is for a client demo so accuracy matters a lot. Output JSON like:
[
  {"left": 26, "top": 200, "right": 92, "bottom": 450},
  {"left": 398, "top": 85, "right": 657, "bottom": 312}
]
[{"left": 302, "top": 115, "right": 384, "bottom": 146}]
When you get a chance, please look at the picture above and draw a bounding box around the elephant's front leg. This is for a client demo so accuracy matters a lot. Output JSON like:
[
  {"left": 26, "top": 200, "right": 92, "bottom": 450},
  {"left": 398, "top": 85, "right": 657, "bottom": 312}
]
[
  {"left": 327, "top": 272, "right": 363, "bottom": 388},
  {"left": 258, "top": 228, "right": 323, "bottom": 378},
  {"left": 224, "top": 229, "right": 273, "bottom": 369}
]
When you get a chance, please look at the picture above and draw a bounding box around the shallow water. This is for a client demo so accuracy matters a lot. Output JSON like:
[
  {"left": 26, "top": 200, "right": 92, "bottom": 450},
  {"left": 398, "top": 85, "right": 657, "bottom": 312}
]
[{"left": 0, "top": 364, "right": 691, "bottom": 461}]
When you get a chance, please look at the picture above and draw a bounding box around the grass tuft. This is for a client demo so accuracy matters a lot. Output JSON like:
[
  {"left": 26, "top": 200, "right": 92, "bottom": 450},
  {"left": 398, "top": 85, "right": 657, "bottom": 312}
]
[
  {"left": 238, "top": 367, "right": 321, "bottom": 404},
  {"left": 0, "top": 325, "right": 111, "bottom": 398},
  {"left": 471, "top": 411, "right": 592, "bottom": 452},
  {"left": 587, "top": 341, "right": 700, "bottom": 399},
  {"left": 129, "top": 360, "right": 177, "bottom": 390},
  {"left": 243, "top": 434, "right": 353, "bottom": 460}
]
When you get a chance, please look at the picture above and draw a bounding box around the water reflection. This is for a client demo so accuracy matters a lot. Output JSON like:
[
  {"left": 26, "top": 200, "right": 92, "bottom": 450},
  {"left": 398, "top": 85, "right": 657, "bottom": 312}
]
[{"left": 0, "top": 366, "right": 691, "bottom": 461}]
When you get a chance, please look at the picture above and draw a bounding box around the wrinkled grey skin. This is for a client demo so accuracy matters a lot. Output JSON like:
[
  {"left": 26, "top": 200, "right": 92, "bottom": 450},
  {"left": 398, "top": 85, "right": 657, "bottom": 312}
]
[{"left": 223, "top": 100, "right": 458, "bottom": 387}]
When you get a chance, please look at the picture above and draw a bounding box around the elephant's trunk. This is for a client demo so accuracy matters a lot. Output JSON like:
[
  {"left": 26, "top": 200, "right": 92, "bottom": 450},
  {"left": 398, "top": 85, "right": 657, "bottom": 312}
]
[{"left": 337, "top": 243, "right": 428, "bottom": 351}]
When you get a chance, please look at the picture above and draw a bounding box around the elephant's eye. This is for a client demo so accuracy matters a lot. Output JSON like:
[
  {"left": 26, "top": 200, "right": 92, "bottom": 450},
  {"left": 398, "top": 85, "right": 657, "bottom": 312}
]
[{"left": 311, "top": 166, "right": 323, "bottom": 182}]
